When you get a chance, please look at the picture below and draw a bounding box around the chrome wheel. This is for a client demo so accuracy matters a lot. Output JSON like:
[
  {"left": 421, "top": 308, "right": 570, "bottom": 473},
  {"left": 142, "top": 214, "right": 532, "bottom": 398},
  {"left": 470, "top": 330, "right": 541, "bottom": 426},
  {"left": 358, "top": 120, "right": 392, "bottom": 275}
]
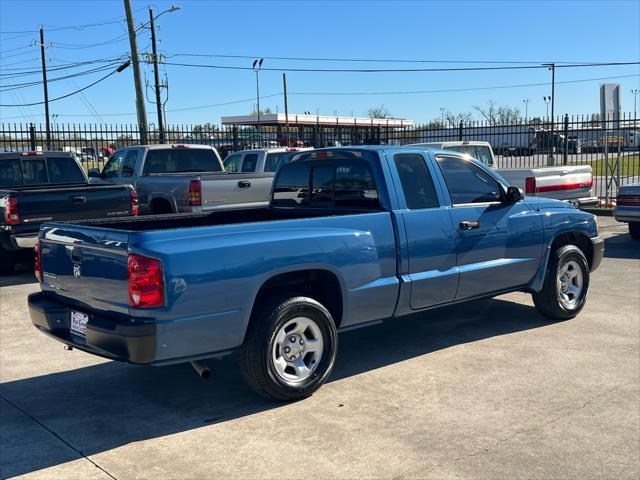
[
  {"left": 556, "top": 259, "right": 584, "bottom": 309},
  {"left": 272, "top": 316, "right": 323, "bottom": 384}
]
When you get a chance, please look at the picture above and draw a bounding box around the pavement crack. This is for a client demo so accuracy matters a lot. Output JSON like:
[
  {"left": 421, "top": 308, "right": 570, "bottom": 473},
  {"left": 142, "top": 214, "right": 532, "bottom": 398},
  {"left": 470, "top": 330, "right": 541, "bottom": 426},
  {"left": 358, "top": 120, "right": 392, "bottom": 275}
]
[
  {"left": 451, "top": 384, "right": 624, "bottom": 464},
  {"left": 0, "top": 394, "right": 118, "bottom": 480}
]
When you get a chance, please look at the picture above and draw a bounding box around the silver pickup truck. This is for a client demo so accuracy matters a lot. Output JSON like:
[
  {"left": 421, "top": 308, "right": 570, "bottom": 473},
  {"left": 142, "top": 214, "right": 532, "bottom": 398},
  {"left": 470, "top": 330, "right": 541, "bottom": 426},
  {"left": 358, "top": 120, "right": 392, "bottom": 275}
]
[{"left": 89, "top": 144, "right": 273, "bottom": 214}]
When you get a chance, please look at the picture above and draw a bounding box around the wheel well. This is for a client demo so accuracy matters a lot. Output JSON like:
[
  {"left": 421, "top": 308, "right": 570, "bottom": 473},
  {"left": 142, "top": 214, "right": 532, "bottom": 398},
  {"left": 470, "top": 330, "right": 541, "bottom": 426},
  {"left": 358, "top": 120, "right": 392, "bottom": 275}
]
[
  {"left": 149, "top": 197, "right": 173, "bottom": 214},
  {"left": 250, "top": 269, "right": 343, "bottom": 328},
  {"left": 550, "top": 232, "right": 594, "bottom": 268}
]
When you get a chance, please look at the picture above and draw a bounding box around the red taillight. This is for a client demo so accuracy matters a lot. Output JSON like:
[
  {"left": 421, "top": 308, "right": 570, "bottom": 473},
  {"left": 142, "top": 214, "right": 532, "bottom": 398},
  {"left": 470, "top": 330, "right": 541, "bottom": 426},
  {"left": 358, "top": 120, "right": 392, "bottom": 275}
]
[
  {"left": 21, "top": 151, "right": 43, "bottom": 156},
  {"left": 130, "top": 189, "right": 139, "bottom": 216},
  {"left": 525, "top": 177, "right": 536, "bottom": 195},
  {"left": 34, "top": 240, "right": 42, "bottom": 283},
  {"left": 617, "top": 195, "right": 640, "bottom": 206},
  {"left": 128, "top": 253, "right": 164, "bottom": 308},
  {"left": 172, "top": 144, "right": 188, "bottom": 148},
  {"left": 4, "top": 195, "right": 19, "bottom": 225},
  {"left": 188, "top": 179, "right": 202, "bottom": 207}
]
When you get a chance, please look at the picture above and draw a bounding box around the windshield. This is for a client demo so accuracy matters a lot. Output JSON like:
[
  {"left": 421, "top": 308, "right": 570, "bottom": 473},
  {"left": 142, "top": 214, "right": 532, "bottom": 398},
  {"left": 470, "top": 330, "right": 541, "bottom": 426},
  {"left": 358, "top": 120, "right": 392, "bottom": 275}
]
[{"left": 143, "top": 148, "right": 222, "bottom": 174}]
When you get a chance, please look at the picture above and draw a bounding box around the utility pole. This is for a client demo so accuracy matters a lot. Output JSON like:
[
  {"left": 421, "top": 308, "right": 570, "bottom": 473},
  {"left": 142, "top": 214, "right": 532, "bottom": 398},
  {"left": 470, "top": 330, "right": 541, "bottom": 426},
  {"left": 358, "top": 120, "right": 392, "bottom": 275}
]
[
  {"left": 549, "top": 63, "right": 556, "bottom": 165},
  {"left": 523, "top": 99, "right": 530, "bottom": 121},
  {"left": 283, "top": 73, "right": 289, "bottom": 146},
  {"left": 39, "top": 26, "right": 50, "bottom": 149},
  {"left": 148, "top": 7, "right": 165, "bottom": 143},
  {"left": 632, "top": 89, "right": 639, "bottom": 119},
  {"left": 252, "top": 58, "right": 263, "bottom": 145},
  {"left": 124, "top": 0, "right": 147, "bottom": 144}
]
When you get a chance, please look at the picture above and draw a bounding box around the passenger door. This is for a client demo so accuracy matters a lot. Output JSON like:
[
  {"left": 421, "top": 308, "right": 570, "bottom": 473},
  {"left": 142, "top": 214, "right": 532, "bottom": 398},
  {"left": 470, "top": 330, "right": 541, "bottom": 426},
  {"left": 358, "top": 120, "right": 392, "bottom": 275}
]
[
  {"left": 393, "top": 153, "right": 458, "bottom": 309},
  {"left": 435, "top": 155, "right": 543, "bottom": 300}
]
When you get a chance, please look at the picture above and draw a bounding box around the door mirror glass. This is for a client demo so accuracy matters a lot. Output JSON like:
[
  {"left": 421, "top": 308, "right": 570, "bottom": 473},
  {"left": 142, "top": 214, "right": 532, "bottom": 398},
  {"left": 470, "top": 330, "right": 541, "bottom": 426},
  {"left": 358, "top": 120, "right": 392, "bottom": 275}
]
[
  {"left": 87, "top": 168, "right": 101, "bottom": 178},
  {"left": 505, "top": 186, "right": 523, "bottom": 203}
]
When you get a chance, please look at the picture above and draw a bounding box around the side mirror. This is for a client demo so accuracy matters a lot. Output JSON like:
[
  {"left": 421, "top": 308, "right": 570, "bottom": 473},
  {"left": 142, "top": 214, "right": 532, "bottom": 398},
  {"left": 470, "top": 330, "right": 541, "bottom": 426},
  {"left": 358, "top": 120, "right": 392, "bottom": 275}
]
[
  {"left": 88, "top": 168, "right": 101, "bottom": 178},
  {"left": 504, "top": 186, "right": 523, "bottom": 203}
]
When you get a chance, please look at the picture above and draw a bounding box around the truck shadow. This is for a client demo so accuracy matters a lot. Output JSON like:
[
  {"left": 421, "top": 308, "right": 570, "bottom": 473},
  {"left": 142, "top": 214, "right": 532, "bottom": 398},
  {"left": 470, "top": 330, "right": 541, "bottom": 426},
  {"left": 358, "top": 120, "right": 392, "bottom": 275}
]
[
  {"left": 0, "top": 298, "right": 550, "bottom": 478},
  {"left": 603, "top": 233, "right": 640, "bottom": 260}
]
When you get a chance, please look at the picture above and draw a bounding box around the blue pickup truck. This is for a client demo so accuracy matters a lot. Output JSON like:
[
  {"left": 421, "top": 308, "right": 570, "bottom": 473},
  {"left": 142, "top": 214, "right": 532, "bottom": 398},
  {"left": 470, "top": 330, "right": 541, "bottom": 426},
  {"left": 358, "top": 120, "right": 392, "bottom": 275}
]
[{"left": 28, "top": 146, "right": 603, "bottom": 401}]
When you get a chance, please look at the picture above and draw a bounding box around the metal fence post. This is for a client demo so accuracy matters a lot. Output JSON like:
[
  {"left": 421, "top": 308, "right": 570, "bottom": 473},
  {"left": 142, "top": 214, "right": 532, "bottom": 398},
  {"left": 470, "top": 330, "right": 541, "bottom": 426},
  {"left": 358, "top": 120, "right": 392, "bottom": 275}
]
[
  {"left": 232, "top": 125, "right": 238, "bottom": 151},
  {"left": 563, "top": 114, "right": 569, "bottom": 165},
  {"left": 29, "top": 123, "right": 36, "bottom": 150},
  {"left": 458, "top": 121, "right": 463, "bottom": 141}
]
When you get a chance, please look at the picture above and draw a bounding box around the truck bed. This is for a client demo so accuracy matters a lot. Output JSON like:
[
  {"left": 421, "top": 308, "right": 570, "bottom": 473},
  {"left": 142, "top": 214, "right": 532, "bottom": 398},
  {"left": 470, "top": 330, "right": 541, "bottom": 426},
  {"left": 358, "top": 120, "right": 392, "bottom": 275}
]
[{"left": 58, "top": 206, "right": 370, "bottom": 232}]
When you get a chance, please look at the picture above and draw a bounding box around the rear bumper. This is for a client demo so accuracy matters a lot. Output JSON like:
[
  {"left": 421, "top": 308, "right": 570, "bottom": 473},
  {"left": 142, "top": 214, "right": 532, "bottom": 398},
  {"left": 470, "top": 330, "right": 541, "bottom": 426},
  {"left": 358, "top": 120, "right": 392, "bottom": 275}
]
[
  {"left": 28, "top": 291, "right": 156, "bottom": 364},
  {"left": 613, "top": 207, "right": 640, "bottom": 224},
  {"left": 590, "top": 236, "right": 604, "bottom": 272}
]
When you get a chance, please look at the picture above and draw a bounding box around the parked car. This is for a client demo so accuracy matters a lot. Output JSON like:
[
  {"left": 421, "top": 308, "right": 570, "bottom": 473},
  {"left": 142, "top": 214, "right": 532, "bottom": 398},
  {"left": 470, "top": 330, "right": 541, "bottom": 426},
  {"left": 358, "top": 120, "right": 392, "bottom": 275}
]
[
  {"left": 614, "top": 181, "right": 640, "bottom": 240},
  {"left": 29, "top": 146, "right": 603, "bottom": 400},
  {"left": 415, "top": 141, "right": 597, "bottom": 206},
  {"left": 223, "top": 147, "right": 313, "bottom": 174},
  {"left": 89, "top": 144, "right": 274, "bottom": 214},
  {"left": 0, "top": 151, "right": 137, "bottom": 274}
]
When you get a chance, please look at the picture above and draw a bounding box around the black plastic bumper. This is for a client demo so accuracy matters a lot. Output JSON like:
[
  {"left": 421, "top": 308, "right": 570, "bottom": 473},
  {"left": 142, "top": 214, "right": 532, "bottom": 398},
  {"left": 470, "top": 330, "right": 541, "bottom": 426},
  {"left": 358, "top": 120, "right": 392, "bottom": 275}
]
[
  {"left": 590, "top": 236, "right": 604, "bottom": 272},
  {"left": 28, "top": 291, "right": 156, "bottom": 364}
]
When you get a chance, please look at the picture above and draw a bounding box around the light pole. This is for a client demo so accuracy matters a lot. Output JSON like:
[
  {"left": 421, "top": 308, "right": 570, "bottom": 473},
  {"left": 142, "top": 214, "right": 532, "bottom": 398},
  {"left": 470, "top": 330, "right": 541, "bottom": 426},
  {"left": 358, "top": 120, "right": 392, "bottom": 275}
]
[
  {"left": 632, "top": 89, "right": 640, "bottom": 119},
  {"left": 440, "top": 107, "right": 445, "bottom": 126},
  {"left": 252, "top": 58, "right": 264, "bottom": 145},
  {"left": 543, "top": 96, "right": 552, "bottom": 118},
  {"left": 523, "top": 99, "right": 530, "bottom": 121}
]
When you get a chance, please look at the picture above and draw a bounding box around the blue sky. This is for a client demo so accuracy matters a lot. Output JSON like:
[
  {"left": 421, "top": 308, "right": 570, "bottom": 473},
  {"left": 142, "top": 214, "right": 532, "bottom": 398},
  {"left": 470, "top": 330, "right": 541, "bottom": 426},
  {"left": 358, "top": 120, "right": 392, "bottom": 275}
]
[{"left": 1, "top": 0, "right": 639, "bottom": 126}]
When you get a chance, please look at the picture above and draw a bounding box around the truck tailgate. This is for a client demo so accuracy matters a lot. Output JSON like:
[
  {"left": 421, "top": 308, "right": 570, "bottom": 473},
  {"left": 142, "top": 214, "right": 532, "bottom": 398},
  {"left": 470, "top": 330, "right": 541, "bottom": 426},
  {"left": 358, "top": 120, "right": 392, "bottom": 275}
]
[
  {"left": 18, "top": 184, "right": 133, "bottom": 224},
  {"left": 499, "top": 166, "right": 593, "bottom": 201},
  {"left": 39, "top": 223, "right": 131, "bottom": 317}
]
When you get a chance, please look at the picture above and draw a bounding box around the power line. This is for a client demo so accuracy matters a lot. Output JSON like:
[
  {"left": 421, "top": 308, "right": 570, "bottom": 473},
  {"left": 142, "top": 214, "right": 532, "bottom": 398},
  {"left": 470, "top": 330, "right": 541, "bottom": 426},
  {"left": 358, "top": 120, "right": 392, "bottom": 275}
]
[
  {"left": 162, "top": 60, "right": 640, "bottom": 73},
  {"left": 166, "top": 52, "right": 629, "bottom": 66},
  {"left": 0, "top": 55, "right": 128, "bottom": 77},
  {"left": 0, "top": 62, "right": 121, "bottom": 90},
  {"left": 0, "top": 62, "right": 129, "bottom": 107}
]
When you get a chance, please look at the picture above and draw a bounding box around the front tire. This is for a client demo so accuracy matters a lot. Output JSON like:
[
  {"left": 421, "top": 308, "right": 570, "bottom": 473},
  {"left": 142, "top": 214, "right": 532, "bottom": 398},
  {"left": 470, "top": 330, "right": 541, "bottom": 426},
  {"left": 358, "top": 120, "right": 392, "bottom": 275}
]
[
  {"left": 240, "top": 296, "right": 338, "bottom": 401},
  {"left": 533, "top": 244, "right": 590, "bottom": 320},
  {"left": 629, "top": 222, "right": 640, "bottom": 240}
]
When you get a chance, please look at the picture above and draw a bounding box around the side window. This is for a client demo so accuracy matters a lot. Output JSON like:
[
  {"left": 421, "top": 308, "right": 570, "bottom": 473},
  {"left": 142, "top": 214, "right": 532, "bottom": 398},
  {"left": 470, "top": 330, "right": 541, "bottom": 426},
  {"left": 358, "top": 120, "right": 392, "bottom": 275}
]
[
  {"left": 436, "top": 156, "right": 502, "bottom": 204},
  {"left": 102, "top": 150, "right": 125, "bottom": 178},
  {"left": 311, "top": 166, "right": 334, "bottom": 206},
  {"left": 224, "top": 154, "right": 241, "bottom": 172},
  {"left": 475, "top": 146, "right": 494, "bottom": 166},
  {"left": 121, "top": 150, "right": 138, "bottom": 177},
  {"left": 394, "top": 154, "right": 439, "bottom": 209},
  {"left": 264, "top": 152, "right": 286, "bottom": 172},
  {"left": 241, "top": 153, "right": 258, "bottom": 172},
  {"left": 47, "top": 157, "right": 85, "bottom": 183},
  {"left": 334, "top": 162, "right": 378, "bottom": 209},
  {"left": 21, "top": 159, "right": 47, "bottom": 185},
  {"left": 272, "top": 162, "right": 310, "bottom": 206}
]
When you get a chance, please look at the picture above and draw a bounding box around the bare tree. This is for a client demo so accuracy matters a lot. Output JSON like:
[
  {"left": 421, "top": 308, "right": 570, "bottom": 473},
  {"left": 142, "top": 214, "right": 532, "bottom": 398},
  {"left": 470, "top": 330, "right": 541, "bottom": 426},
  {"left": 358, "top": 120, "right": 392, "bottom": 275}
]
[
  {"left": 472, "top": 100, "right": 521, "bottom": 125},
  {"left": 443, "top": 110, "right": 474, "bottom": 127},
  {"left": 368, "top": 105, "right": 391, "bottom": 119}
]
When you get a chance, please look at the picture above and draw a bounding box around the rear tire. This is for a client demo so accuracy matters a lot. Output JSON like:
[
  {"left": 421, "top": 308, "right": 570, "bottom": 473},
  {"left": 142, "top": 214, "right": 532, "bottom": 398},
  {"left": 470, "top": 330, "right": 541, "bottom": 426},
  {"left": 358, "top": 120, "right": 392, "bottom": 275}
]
[
  {"left": 629, "top": 222, "right": 640, "bottom": 240},
  {"left": 532, "top": 245, "right": 590, "bottom": 320},
  {"left": 240, "top": 296, "right": 337, "bottom": 401}
]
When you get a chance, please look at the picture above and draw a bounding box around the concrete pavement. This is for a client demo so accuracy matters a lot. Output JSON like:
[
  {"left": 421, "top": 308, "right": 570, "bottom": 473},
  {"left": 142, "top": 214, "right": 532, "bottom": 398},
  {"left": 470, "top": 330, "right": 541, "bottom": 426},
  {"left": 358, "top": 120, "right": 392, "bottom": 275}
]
[{"left": 1, "top": 217, "right": 638, "bottom": 479}]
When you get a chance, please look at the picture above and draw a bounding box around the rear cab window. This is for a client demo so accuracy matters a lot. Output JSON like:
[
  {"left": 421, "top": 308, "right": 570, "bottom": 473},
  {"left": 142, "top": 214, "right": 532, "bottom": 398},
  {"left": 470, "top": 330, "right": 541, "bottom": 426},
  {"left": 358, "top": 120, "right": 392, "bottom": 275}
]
[
  {"left": 143, "top": 148, "right": 222, "bottom": 174},
  {"left": 22, "top": 158, "right": 47, "bottom": 185},
  {"left": 241, "top": 154, "right": 258, "bottom": 172},
  {"left": 0, "top": 158, "right": 23, "bottom": 187},
  {"left": 264, "top": 151, "right": 288, "bottom": 172},
  {"left": 47, "top": 156, "right": 85, "bottom": 183},
  {"left": 272, "top": 150, "right": 380, "bottom": 210}
]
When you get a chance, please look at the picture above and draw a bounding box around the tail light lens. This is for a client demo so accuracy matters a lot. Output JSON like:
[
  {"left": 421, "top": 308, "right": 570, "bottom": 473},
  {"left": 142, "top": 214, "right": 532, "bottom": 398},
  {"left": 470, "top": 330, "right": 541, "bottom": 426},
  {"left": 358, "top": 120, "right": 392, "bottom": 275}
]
[
  {"left": 188, "top": 179, "right": 202, "bottom": 207},
  {"left": 525, "top": 177, "right": 536, "bottom": 195},
  {"left": 130, "top": 188, "right": 139, "bottom": 216},
  {"left": 617, "top": 195, "right": 640, "bottom": 206},
  {"left": 34, "top": 240, "right": 43, "bottom": 283},
  {"left": 5, "top": 195, "right": 19, "bottom": 225},
  {"left": 128, "top": 253, "right": 164, "bottom": 308}
]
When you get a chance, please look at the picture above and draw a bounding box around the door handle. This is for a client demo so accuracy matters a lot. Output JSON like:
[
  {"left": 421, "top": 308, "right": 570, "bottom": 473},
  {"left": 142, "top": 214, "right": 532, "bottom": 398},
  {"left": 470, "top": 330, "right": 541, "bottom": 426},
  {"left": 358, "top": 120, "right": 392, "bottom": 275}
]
[
  {"left": 238, "top": 180, "right": 251, "bottom": 188},
  {"left": 460, "top": 220, "right": 480, "bottom": 230},
  {"left": 72, "top": 195, "right": 87, "bottom": 204}
]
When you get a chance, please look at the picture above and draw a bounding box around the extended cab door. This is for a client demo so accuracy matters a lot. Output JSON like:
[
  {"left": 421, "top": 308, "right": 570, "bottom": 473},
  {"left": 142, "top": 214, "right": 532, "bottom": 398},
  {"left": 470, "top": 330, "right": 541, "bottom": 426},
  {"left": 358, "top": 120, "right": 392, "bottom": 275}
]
[
  {"left": 434, "top": 155, "right": 543, "bottom": 300},
  {"left": 391, "top": 152, "right": 458, "bottom": 309}
]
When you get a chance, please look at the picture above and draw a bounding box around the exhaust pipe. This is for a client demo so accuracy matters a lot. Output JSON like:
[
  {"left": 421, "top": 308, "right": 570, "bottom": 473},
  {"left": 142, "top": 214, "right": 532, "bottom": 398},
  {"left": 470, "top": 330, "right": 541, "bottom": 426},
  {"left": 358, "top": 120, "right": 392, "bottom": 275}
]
[{"left": 190, "top": 360, "right": 212, "bottom": 380}]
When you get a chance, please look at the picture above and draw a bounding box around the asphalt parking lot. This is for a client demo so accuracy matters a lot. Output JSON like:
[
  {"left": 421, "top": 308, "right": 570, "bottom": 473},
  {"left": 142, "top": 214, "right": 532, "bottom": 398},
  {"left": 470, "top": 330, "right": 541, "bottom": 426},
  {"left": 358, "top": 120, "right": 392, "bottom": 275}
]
[{"left": 1, "top": 216, "right": 638, "bottom": 480}]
